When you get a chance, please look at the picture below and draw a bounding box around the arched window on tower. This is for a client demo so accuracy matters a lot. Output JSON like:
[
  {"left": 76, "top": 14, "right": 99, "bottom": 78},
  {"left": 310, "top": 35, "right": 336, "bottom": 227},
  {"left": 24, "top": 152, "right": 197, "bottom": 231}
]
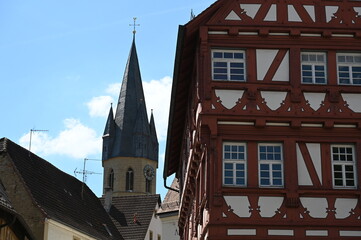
[
  {"left": 126, "top": 168, "right": 134, "bottom": 191},
  {"left": 146, "top": 179, "right": 151, "bottom": 193},
  {"left": 108, "top": 169, "right": 114, "bottom": 190}
]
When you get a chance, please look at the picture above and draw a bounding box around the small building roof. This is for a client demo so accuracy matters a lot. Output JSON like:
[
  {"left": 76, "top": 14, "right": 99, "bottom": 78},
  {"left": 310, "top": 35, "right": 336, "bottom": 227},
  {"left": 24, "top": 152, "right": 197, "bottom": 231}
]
[
  {"left": 158, "top": 178, "right": 179, "bottom": 215},
  {"left": 0, "top": 137, "right": 123, "bottom": 240},
  {"left": 101, "top": 194, "right": 160, "bottom": 240}
]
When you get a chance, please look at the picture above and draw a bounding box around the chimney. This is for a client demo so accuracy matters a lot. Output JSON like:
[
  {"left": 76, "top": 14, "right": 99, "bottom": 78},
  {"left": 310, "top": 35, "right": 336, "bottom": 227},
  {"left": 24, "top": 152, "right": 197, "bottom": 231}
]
[{"left": 104, "top": 187, "right": 113, "bottom": 213}]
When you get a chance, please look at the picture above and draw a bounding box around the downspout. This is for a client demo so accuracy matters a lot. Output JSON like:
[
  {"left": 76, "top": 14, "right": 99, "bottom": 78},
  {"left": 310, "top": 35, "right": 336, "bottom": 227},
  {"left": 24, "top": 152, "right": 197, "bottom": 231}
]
[{"left": 163, "top": 178, "right": 179, "bottom": 193}]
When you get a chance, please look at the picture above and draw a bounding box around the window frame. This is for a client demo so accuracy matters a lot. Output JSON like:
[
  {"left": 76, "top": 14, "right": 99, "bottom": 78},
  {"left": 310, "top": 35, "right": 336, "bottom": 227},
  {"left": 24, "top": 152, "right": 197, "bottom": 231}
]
[
  {"left": 212, "top": 49, "right": 246, "bottom": 81},
  {"left": 258, "top": 143, "right": 284, "bottom": 188},
  {"left": 126, "top": 168, "right": 134, "bottom": 191},
  {"left": 336, "top": 53, "right": 361, "bottom": 85},
  {"left": 222, "top": 142, "right": 247, "bottom": 187},
  {"left": 301, "top": 51, "right": 327, "bottom": 84},
  {"left": 331, "top": 144, "right": 357, "bottom": 189},
  {"left": 108, "top": 169, "right": 114, "bottom": 190}
]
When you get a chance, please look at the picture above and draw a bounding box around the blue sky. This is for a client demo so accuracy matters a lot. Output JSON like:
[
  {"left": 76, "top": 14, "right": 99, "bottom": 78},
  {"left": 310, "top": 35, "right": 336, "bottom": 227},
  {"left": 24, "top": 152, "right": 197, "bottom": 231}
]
[{"left": 0, "top": 0, "right": 215, "bottom": 199}]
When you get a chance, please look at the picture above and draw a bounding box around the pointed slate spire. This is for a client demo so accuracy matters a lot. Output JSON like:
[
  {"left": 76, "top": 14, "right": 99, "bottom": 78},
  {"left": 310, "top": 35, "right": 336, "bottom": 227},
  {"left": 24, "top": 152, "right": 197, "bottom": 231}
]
[
  {"left": 149, "top": 110, "right": 159, "bottom": 161},
  {"left": 102, "top": 105, "right": 115, "bottom": 160},
  {"left": 102, "top": 37, "right": 158, "bottom": 162}
]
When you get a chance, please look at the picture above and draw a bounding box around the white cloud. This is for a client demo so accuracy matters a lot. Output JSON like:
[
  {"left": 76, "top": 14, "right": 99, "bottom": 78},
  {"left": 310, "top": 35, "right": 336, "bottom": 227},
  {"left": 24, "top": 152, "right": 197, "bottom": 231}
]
[
  {"left": 87, "top": 95, "right": 114, "bottom": 117},
  {"left": 19, "top": 118, "right": 102, "bottom": 159},
  {"left": 143, "top": 76, "right": 172, "bottom": 141},
  {"left": 87, "top": 76, "right": 172, "bottom": 141},
  {"left": 106, "top": 83, "right": 121, "bottom": 96}
]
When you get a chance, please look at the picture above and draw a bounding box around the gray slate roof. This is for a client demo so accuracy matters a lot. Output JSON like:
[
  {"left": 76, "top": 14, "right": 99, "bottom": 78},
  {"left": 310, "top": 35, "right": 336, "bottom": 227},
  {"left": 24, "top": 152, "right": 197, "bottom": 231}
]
[
  {"left": 101, "top": 194, "right": 160, "bottom": 240},
  {"left": 102, "top": 38, "right": 158, "bottom": 162},
  {"left": 0, "top": 137, "right": 123, "bottom": 240}
]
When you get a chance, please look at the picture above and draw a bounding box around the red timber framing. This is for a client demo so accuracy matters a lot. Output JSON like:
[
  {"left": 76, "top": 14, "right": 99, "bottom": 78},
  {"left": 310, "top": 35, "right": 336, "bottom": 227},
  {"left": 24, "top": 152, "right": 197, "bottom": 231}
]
[{"left": 164, "top": 0, "right": 361, "bottom": 239}]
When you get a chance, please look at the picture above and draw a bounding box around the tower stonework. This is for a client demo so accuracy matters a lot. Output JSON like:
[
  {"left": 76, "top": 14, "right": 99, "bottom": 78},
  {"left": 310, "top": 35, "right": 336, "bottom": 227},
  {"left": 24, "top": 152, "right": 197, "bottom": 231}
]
[{"left": 102, "top": 38, "right": 158, "bottom": 197}]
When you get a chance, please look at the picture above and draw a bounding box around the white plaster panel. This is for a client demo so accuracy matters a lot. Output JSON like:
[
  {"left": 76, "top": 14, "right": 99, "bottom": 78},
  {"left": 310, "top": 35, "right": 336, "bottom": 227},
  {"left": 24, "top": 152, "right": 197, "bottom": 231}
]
[
  {"left": 228, "top": 229, "right": 256, "bottom": 236},
  {"left": 268, "top": 230, "right": 294, "bottom": 236},
  {"left": 304, "top": 5, "right": 315, "bottom": 22},
  {"left": 264, "top": 4, "right": 277, "bottom": 21},
  {"left": 307, "top": 143, "right": 322, "bottom": 184},
  {"left": 340, "top": 231, "right": 361, "bottom": 237},
  {"left": 226, "top": 10, "right": 241, "bottom": 20},
  {"left": 341, "top": 93, "right": 361, "bottom": 113},
  {"left": 306, "top": 230, "right": 328, "bottom": 236},
  {"left": 296, "top": 144, "right": 313, "bottom": 186},
  {"left": 215, "top": 89, "right": 244, "bottom": 109},
  {"left": 273, "top": 50, "right": 289, "bottom": 81},
  {"left": 300, "top": 197, "right": 328, "bottom": 218},
  {"left": 288, "top": 5, "right": 302, "bottom": 22},
  {"left": 304, "top": 92, "right": 325, "bottom": 111},
  {"left": 240, "top": 4, "right": 261, "bottom": 19},
  {"left": 355, "top": 7, "right": 361, "bottom": 16},
  {"left": 335, "top": 198, "right": 358, "bottom": 219},
  {"left": 258, "top": 197, "right": 283, "bottom": 217},
  {"left": 260, "top": 91, "right": 287, "bottom": 110},
  {"left": 224, "top": 196, "right": 251, "bottom": 218},
  {"left": 325, "top": 6, "right": 339, "bottom": 22},
  {"left": 256, "top": 49, "right": 277, "bottom": 80}
]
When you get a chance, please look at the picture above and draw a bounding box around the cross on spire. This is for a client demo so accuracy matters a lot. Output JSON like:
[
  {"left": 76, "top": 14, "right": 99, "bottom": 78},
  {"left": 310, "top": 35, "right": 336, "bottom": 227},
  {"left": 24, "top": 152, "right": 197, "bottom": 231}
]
[{"left": 130, "top": 17, "right": 140, "bottom": 36}]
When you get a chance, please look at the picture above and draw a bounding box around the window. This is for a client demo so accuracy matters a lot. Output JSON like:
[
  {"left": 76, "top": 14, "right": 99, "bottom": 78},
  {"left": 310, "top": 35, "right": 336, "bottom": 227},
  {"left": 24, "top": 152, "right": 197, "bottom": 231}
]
[
  {"left": 337, "top": 53, "right": 361, "bottom": 85},
  {"left": 108, "top": 169, "right": 114, "bottom": 190},
  {"left": 259, "top": 143, "right": 283, "bottom": 187},
  {"left": 301, "top": 52, "right": 327, "bottom": 84},
  {"left": 126, "top": 168, "right": 134, "bottom": 191},
  {"left": 157, "top": 234, "right": 161, "bottom": 240},
  {"left": 149, "top": 231, "right": 153, "bottom": 240},
  {"left": 332, "top": 145, "right": 357, "bottom": 188},
  {"left": 212, "top": 50, "right": 246, "bottom": 81},
  {"left": 146, "top": 179, "right": 152, "bottom": 193},
  {"left": 223, "top": 142, "right": 247, "bottom": 186}
]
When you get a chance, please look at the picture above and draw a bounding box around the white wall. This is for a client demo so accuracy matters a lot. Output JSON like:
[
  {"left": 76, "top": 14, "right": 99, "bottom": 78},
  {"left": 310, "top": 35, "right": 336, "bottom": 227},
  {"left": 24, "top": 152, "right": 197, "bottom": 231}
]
[
  {"left": 44, "top": 219, "right": 96, "bottom": 240},
  {"left": 160, "top": 214, "right": 179, "bottom": 240},
  {"left": 145, "top": 204, "right": 163, "bottom": 240}
]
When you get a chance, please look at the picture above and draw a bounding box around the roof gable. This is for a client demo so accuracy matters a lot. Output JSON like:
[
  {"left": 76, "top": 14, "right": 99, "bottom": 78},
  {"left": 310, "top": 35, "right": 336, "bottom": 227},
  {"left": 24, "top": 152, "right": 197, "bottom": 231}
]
[
  {"left": 204, "top": 0, "right": 361, "bottom": 28},
  {"left": 0, "top": 138, "right": 123, "bottom": 240}
]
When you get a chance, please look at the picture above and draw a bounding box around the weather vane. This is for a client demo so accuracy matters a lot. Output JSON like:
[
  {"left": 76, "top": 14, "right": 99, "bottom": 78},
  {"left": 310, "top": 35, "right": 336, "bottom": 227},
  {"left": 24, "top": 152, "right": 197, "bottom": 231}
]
[{"left": 130, "top": 17, "right": 140, "bottom": 36}]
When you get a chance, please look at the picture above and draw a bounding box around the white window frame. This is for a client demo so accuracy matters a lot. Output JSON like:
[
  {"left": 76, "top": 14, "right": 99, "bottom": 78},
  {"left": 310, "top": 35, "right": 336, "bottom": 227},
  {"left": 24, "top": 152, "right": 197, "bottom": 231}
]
[
  {"left": 258, "top": 143, "right": 284, "bottom": 187},
  {"left": 301, "top": 52, "right": 327, "bottom": 84},
  {"left": 337, "top": 53, "right": 361, "bottom": 85},
  {"left": 331, "top": 144, "right": 357, "bottom": 189},
  {"left": 212, "top": 49, "right": 246, "bottom": 81},
  {"left": 223, "top": 142, "right": 247, "bottom": 187}
]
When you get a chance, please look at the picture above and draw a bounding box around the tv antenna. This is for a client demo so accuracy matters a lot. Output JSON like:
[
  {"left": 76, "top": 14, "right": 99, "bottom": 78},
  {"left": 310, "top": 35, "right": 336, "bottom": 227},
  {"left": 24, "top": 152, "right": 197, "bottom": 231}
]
[
  {"left": 29, "top": 128, "right": 48, "bottom": 152},
  {"left": 74, "top": 158, "right": 101, "bottom": 198}
]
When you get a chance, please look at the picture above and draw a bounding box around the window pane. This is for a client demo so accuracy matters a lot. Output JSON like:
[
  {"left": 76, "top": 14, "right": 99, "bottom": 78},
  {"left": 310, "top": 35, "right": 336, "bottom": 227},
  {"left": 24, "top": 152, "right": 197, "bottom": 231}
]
[
  {"left": 214, "top": 74, "right": 227, "bottom": 80},
  {"left": 213, "top": 52, "right": 222, "bottom": 58},
  {"left": 234, "top": 53, "right": 244, "bottom": 59},
  {"left": 261, "top": 179, "right": 270, "bottom": 185},
  {"left": 214, "top": 68, "right": 227, "bottom": 73},
  {"left": 214, "top": 62, "right": 227, "bottom": 67},
  {"left": 273, "top": 179, "right": 282, "bottom": 186},
  {"left": 224, "top": 52, "right": 233, "bottom": 58},
  {"left": 260, "top": 164, "right": 269, "bottom": 170},
  {"left": 338, "top": 55, "right": 346, "bottom": 62}
]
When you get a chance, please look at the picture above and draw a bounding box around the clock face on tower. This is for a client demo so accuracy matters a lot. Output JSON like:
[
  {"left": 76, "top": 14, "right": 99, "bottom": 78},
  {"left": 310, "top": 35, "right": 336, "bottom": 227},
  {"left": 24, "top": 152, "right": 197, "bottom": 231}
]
[{"left": 143, "top": 164, "right": 155, "bottom": 180}]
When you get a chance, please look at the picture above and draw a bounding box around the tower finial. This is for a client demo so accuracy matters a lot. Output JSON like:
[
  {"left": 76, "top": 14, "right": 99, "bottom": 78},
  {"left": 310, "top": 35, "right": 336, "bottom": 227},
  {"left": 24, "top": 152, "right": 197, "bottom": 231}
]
[{"left": 130, "top": 17, "right": 140, "bottom": 37}]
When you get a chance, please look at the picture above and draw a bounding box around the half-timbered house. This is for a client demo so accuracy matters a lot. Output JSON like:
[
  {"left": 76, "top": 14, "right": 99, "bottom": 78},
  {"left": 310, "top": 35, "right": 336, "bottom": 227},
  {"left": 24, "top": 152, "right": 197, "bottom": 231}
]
[{"left": 164, "top": 0, "right": 361, "bottom": 239}]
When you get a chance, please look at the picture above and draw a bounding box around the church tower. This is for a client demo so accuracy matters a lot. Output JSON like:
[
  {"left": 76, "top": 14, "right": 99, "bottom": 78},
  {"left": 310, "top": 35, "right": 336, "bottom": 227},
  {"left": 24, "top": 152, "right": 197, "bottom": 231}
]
[{"left": 102, "top": 36, "right": 158, "bottom": 196}]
